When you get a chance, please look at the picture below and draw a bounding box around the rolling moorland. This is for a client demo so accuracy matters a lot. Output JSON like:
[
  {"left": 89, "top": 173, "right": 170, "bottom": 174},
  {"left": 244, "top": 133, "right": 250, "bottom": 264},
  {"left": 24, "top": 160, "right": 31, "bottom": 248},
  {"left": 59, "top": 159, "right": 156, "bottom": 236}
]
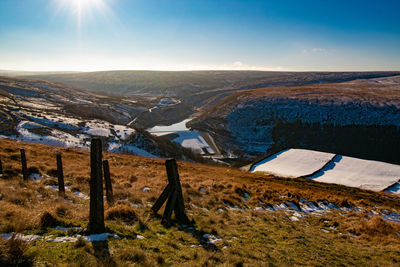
[
  {"left": 24, "top": 71, "right": 400, "bottom": 129},
  {"left": 0, "top": 139, "right": 400, "bottom": 266},
  {"left": 2, "top": 72, "right": 399, "bottom": 165},
  {"left": 0, "top": 76, "right": 208, "bottom": 162},
  {"left": 18, "top": 71, "right": 400, "bottom": 164},
  {"left": 188, "top": 75, "right": 400, "bottom": 164}
]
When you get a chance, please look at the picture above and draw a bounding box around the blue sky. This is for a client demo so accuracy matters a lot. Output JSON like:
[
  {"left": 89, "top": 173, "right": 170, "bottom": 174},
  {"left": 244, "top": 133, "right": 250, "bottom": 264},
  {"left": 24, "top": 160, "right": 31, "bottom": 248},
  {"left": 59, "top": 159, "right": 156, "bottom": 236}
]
[{"left": 0, "top": 0, "right": 399, "bottom": 71}]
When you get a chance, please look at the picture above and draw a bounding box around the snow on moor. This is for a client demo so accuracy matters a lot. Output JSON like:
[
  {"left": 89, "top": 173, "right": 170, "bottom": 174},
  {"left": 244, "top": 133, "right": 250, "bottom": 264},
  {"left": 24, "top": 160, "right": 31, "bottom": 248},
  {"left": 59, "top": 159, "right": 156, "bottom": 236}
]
[
  {"left": 310, "top": 155, "right": 400, "bottom": 192},
  {"left": 153, "top": 130, "right": 214, "bottom": 155},
  {"left": 11, "top": 109, "right": 152, "bottom": 157},
  {"left": 250, "top": 149, "right": 335, "bottom": 177},
  {"left": 251, "top": 149, "right": 400, "bottom": 192},
  {"left": 148, "top": 117, "right": 215, "bottom": 155}
]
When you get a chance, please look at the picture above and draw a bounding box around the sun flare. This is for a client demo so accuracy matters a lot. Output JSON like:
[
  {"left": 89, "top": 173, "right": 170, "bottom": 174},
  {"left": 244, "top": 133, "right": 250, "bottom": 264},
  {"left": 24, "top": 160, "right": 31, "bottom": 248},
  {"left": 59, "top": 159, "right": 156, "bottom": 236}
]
[{"left": 54, "top": 0, "right": 109, "bottom": 32}]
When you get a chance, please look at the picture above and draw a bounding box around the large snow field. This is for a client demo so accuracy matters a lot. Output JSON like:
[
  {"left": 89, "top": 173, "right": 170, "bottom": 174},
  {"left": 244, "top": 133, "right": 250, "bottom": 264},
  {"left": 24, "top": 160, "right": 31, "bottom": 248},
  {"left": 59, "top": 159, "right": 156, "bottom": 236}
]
[
  {"left": 310, "top": 155, "right": 400, "bottom": 191},
  {"left": 83, "top": 121, "right": 112, "bottom": 137},
  {"left": 153, "top": 130, "right": 214, "bottom": 154},
  {"left": 250, "top": 149, "right": 335, "bottom": 177},
  {"left": 250, "top": 148, "right": 400, "bottom": 192},
  {"left": 173, "top": 131, "right": 214, "bottom": 154},
  {"left": 16, "top": 121, "right": 84, "bottom": 148}
]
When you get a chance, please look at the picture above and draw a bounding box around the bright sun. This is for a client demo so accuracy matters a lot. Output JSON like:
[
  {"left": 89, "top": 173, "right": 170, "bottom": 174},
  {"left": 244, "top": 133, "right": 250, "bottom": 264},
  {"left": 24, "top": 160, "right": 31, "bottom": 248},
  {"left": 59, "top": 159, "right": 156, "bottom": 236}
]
[
  {"left": 54, "top": 0, "right": 108, "bottom": 31},
  {"left": 71, "top": 0, "right": 104, "bottom": 12}
]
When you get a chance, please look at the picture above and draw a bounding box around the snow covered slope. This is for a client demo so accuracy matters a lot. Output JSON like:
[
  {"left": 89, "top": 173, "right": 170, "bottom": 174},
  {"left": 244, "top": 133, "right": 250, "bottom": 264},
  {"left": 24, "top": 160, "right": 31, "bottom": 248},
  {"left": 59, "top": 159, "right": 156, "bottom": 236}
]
[
  {"left": 0, "top": 76, "right": 203, "bottom": 160},
  {"left": 250, "top": 149, "right": 335, "bottom": 177},
  {"left": 310, "top": 155, "right": 400, "bottom": 192},
  {"left": 250, "top": 149, "right": 400, "bottom": 192}
]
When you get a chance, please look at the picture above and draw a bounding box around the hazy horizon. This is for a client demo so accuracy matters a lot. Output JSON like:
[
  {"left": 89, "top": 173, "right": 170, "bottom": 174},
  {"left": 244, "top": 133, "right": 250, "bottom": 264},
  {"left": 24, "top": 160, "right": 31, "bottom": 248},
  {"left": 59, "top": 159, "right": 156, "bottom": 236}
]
[{"left": 1, "top": 0, "right": 400, "bottom": 72}]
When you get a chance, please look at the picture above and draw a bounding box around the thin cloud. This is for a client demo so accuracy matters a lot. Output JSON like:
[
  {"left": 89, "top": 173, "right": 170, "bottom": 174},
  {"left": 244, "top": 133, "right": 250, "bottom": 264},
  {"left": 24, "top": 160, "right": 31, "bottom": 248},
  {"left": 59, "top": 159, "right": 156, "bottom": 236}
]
[{"left": 311, "top": 48, "right": 326, "bottom": 52}]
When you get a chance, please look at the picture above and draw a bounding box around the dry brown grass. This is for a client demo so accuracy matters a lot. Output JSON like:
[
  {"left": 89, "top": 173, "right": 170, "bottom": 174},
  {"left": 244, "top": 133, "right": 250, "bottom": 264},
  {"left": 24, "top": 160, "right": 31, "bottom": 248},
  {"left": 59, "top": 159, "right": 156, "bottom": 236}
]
[
  {"left": 105, "top": 204, "right": 138, "bottom": 224},
  {"left": 345, "top": 215, "right": 400, "bottom": 241},
  {"left": 0, "top": 236, "right": 35, "bottom": 266},
  {"left": 0, "top": 138, "right": 400, "bottom": 265},
  {"left": 1, "top": 138, "right": 399, "bottom": 219}
]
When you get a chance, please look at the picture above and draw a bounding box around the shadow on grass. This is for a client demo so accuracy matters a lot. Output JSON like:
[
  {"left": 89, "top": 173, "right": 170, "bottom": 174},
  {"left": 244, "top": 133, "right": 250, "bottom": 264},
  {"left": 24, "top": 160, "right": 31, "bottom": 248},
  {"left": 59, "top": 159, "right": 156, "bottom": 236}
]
[
  {"left": 92, "top": 240, "right": 116, "bottom": 267},
  {"left": 150, "top": 212, "right": 220, "bottom": 251}
]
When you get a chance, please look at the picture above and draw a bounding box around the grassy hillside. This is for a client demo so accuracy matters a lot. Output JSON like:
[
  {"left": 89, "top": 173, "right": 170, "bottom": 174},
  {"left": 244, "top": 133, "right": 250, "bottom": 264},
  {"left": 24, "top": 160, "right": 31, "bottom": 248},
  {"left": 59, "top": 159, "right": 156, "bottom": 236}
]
[{"left": 0, "top": 138, "right": 399, "bottom": 266}]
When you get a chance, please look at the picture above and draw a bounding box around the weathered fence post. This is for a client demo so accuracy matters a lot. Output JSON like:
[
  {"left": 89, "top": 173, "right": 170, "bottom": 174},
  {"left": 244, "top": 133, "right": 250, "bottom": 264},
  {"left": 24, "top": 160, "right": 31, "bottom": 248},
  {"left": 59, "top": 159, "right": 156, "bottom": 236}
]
[
  {"left": 20, "top": 149, "right": 28, "bottom": 180},
  {"left": 103, "top": 160, "right": 114, "bottom": 205},
  {"left": 56, "top": 153, "right": 65, "bottom": 196},
  {"left": 88, "top": 138, "right": 105, "bottom": 234},
  {"left": 152, "top": 158, "right": 190, "bottom": 226},
  {"left": 168, "top": 159, "right": 188, "bottom": 224},
  {"left": 0, "top": 157, "right": 3, "bottom": 175}
]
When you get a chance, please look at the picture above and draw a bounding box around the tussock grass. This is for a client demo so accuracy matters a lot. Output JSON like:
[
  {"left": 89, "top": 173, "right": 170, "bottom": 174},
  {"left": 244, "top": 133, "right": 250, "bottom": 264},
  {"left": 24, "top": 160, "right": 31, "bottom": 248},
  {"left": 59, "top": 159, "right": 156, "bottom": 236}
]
[
  {"left": 0, "top": 138, "right": 399, "bottom": 265},
  {"left": 106, "top": 204, "right": 138, "bottom": 224},
  {"left": 0, "top": 237, "right": 35, "bottom": 266}
]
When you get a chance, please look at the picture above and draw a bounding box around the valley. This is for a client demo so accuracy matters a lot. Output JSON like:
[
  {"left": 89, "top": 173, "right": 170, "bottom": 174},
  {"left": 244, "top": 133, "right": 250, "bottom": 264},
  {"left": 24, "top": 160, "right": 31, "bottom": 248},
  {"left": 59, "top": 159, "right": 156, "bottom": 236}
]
[{"left": 1, "top": 71, "right": 400, "bottom": 265}]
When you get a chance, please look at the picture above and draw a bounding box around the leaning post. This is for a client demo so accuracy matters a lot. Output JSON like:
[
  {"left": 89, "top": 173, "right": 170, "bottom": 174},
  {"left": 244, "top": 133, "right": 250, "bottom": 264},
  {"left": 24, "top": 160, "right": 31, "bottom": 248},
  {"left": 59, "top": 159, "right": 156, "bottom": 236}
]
[
  {"left": 152, "top": 158, "right": 190, "bottom": 226},
  {"left": 103, "top": 159, "right": 114, "bottom": 205},
  {"left": 56, "top": 153, "right": 65, "bottom": 196},
  {"left": 0, "top": 157, "right": 3, "bottom": 175},
  {"left": 20, "top": 149, "right": 28, "bottom": 180},
  {"left": 88, "top": 138, "right": 105, "bottom": 234}
]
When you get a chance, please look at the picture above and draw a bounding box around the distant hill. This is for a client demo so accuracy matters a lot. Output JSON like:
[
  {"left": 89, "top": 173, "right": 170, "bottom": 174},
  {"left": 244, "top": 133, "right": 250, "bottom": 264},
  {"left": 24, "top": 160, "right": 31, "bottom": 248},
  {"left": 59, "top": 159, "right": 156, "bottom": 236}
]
[
  {"left": 23, "top": 70, "right": 400, "bottom": 97},
  {"left": 0, "top": 70, "right": 80, "bottom": 77}
]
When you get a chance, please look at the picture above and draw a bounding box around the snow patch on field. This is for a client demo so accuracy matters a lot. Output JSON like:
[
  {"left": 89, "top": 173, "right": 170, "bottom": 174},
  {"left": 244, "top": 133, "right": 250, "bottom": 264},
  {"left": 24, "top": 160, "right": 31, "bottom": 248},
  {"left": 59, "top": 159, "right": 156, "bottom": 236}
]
[
  {"left": 1, "top": 232, "right": 120, "bottom": 243},
  {"left": 310, "top": 155, "right": 400, "bottom": 191},
  {"left": 154, "top": 130, "right": 214, "bottom": 154},
  {"left": 19, "top": 100, "right": 60, "bottom": 110},
  {"left": 112, "top": 125, "right": 135, "bottom": 140},
  {"left": 108, "top": 143, "right": 156, "bottom": 158},
  {"left": 250, "top": 149, "right": 400, "bottom": 192},
  {"left": 173, "top": 131, "right": 214, "bottom": 154},
  {"left": 0, "top": 233, "right": 41, "bottom": 242},
  {"left": 84, "top": 121, "right": 112, "bottom": 137},
  {"left": 250, "top": 149, "right": 335, "bottom": 177},
  {"left": 18, "top": 111, "right": 81, "bottom": 130},
  {"left": 16, "top": 121, "right": 84, "bottom": 148}
]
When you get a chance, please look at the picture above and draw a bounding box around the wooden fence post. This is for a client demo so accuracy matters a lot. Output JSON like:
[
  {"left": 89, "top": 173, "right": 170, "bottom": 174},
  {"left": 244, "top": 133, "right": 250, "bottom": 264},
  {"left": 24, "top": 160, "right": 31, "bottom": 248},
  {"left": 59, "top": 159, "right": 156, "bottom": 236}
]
[
  {"left": 88, "top": 138, "right": 105, "bottom": 234},
  {"left": 56, "top": 153, "right": 65, "bottom": 196},
  {"left": 20, "top": 149, "right": 28, "bottom": 180},
  {"left": 0, "top": 157, "right": 3, "bottom": 175},
  {"left": 103, "top": 160, "right": 114, "bottom": 205},
  {"left": 152, "top": 158, "right": 190, "bottom": 226}
]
